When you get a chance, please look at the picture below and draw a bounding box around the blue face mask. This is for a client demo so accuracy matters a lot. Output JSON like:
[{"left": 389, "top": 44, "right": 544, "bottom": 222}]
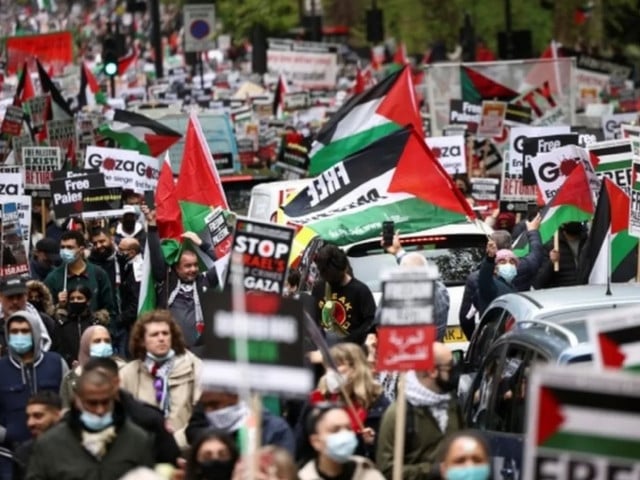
[
  {"left": 90, "top": 343, "right": 113, "bottom": 358},
  {"left": 325, "top": 430, "right": 358, "bottom": 463},
  {"left": 497, "top": 263, "right": 517, "bottom": 283},
  {"left": 60, "top": 248, "right": 78, "bottom": 265},
  {"left": 80, "top": 410, "right": 114, "bottom": 431},
  {"left": 445, "top": 464, "right": 491, "bottom": 480},
  {"left": 9, "top": 333, "right": 33, "bottom": 354},
  {"left": 146, "top": 349, "right": 175, "bottom": 363}
]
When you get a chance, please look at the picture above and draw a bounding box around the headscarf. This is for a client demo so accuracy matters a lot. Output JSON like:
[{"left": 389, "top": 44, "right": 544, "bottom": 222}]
[{"left": 78, "top": 325, "right": 111, "bottom": 367}]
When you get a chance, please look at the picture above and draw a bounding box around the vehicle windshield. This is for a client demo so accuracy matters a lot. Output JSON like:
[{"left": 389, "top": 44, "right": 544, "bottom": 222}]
[{"left": 347, "top": 234, "right": 486, "bottom": 292}]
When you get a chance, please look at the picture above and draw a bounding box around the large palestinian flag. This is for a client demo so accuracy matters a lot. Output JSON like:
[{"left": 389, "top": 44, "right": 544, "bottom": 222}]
[
  {"left": 513, "top": 162, "right": 595, "bottom": 256},
  {"left": 308, "top": 65, "right": 423, "bottom": 176},
  {"left": 577, "top": 179, "right": 638, "bottom": 284},
  {"left": 98, "top": 109, "right": 182, "bottom": 157},
  {"left": 36, "top": 59, "right": 73, "bottom": 120},
  {"left": 461, "top": 65, "right": 518, "bottom": 104},
  {"left": 282, "top": 127, "right": 474, "bottom": 246}
]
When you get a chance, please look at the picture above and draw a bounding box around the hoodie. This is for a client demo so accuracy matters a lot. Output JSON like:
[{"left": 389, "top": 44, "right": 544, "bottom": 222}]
[
  {"left": 0, "top": 303, "right": 52, "bottom": 354},
  {"left": 0, "top": 310, "right": 67, "bottom": 447}
]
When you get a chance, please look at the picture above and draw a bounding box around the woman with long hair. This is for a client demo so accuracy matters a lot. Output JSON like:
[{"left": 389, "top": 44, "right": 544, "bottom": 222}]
[{"left": 185, "top": 432, "right": 239, "bottom": 480}]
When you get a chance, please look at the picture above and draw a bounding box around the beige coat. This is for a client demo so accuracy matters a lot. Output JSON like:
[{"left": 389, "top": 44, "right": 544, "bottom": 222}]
[
  {"left": 299, "top": 456, "right": 385, "bottom": 480},
  {"left": 119, "top": 350, "right": 202, "bottom": 448}
]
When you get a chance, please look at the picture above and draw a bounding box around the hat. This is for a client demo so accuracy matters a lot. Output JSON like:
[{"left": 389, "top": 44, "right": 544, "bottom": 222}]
[
  {"left": 0, "top": 277, "right": 28, "bottom": 296},
  {"left": 35, "top": 238, "right": 59, "bottom": 255},
  {"left": 496, "top": 212, "right": 516, "bottom": 231},
  {"left": 123, "top": 205, "right": 138, "bottom": 216},
  {"left": 495, "top": 249, "right": 519, "bottom": 264}
]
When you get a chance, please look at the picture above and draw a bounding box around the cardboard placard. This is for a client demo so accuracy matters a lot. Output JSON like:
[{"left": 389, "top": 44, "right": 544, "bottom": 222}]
[
  {"left": 1, "top": 106, "right": 24, "bottom": 137},
  {"left": 50, "top": 173, "right": 106, "bottom": 219},
  {"left": 0, "top": 202, "right": 29, "bottom": 277},
  {"left": 12, "top": 134, "right": 33, "bottom": 165},
  {"left": 477, "top": 101, "right": 507, "bottom": 138},
  {"left": 588, "top": 139, "right": 633, "bottom": 194},
  {"left": 22, "top": 146, "right": 62, "bottom": 191},
  {"left": 509, "top": 126, "right": 571, "bottom": 177},
  {"left": 0, "top": 166, "right": 25, "bottom": 195},
  {"left": 425, "top": 135, "right": 466, "bottom": 175},
  {"left": 522, "top": 134, "right": 579, "bottom": 185},
  {"left": 24, "top": 96, "right": 48, "bottom": 131},
  {"left": 85, "top": 146, "right": 160, "bottom": 194},
  {"left": 81, "top": 187, "right": 124, "bottom": 218}
]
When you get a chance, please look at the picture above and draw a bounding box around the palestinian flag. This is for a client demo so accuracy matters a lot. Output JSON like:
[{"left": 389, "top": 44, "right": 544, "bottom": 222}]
[
  {"left": 137, "top": 237, "right": 157, "bottom": 315},
  {"left": 588, "top": 139, "right": 633, "bottom": 191},
  {"left": 282, "top": 127, "right": 473, "bottom": 246},
  {"left": 118, "top": 48, "right": 138, "bottom": 76},
  {"left": 536, "top": 384, "right": 640, "bottom": 461},
  {"left": 461, "top": 65, "right": 518, "bottom": 104},
  {"left": 78, "top": 62, "right": 107, "bottom": 109},
  {"left": 513, "top": 162, "right": 594, "bottom": 256},
  {"left": 13, "top": 63, "right": 35, "bottom": 107},
  {"left": 98, "top": 109, "right": 182, "bottom": 157},
  {"left": 174, "top": 112, "right": 231, "bottom": 262},
  {"left": 273, "top": 73, "right": 288, "bottom": 119},
  {"left": 577, "top": 179, "right": 638, "bottom": 284},
  {"left": 308, "top": 65, "right": 423, "bottom": 176},
  {"left": 36, "top": 59, "right": 73, "bottom": 120},
  {"left": 634, "top": 163, "right": 640, "bottom": 191},
  {"left": 596, "top": 324, "right": 640, "bottom": 372}
]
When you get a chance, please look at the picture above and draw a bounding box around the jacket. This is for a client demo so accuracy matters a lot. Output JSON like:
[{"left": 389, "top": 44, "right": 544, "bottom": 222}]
[
  {"left": 376, "top": 398, "right": 464, "bottom": 480},
  {"left": 118, "top": 254, "right": 142, "bottom": 328},
  {"left": 53, "top": 307, "right": 108, "bottom": 367},
  {"left": 25, "top": 403, "right": 154, "bottom": 480},
  {"left": 119, "top": 351, "right": 202, "bottom": 448},
  {"left": 0, "top": 304, "right": 52, "bottom": 355},
  {"left": 148, "top": 226, "right": 220, "bottom": 346},
  {"left": 186, "top": 404, "right": 296, "bottom": 455},
  {"left": 299, "top": 456, "right": 385, "bottom": 480},
  {"left": 114, "top": 221, "right": 147, "bottom": 247},
  {"left": 44, "top": 262, "right": 116, "bottom": 324},
  {"left": 0, "top": 310, "right": 67, "bottom": 448},
  {"left": 533, "top": 231, "right": 588, "bottom": 289},
  {"left": 477, "top": 256, "right": 516, "bottom": 314},
  {"left": 87, "top": 251, "right": 121, "bottom": 329}
]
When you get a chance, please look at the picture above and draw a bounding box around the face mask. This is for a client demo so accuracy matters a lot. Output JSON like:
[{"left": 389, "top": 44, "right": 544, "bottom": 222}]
[
  {"left": 205, "top": 403, "right": 247, "bottom": 432},
  {"left": 80, "top": 410, "right": 113, "bottom": 431},
  {"left": 68, "top": 302, "right": 88, "bottom": 317},
  {"left": 9, "top": 333, "right": 33, "bottom": 354},
  {"left": 146, "top": 349, "right": 175, "bottom": 363},
  {"left": 497, "top": 264, "right": 517, "bottom": 283},
  {"left": 198, "top": 459, "right": 235, "bottom": 480},
  {"left": 563, "top": 222, "right": 583, "bottom": 235},
  {"left": 60, "top": 248, "right": 77, "bottom": 264},
  {"left": 325, "top": 430, "right": 358, "bottom": 463},
  {"left": 90, "top": 343, "right": 113, "bottom": 358},
  {"left": 122, "top": 217, "right": 137, "bottom": 231},
  {"left": 445, "top": 464, "right": 491, "bottom": 480},
  {"left": 436, "top": 364, "right": 460, "bottom": 393},
  {"left": 93, "top": 246, "right": 114, "bottom": 260},
  {"left": 30, "top": 300, "right": 44, "bottom": 311},
  {"left": 325, "top": 370, "right": 346, "bottom": 394}
]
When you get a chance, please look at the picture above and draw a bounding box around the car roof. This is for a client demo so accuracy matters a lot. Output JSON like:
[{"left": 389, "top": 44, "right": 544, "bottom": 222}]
[{"left": 492, "top": 328, "right": 576, "bottom": 361}]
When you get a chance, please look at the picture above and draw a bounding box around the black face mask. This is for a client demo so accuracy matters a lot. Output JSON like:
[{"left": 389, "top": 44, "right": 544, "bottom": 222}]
[
  {"left": 93, "top": 246, "right": 115, "bottom": 260},
  {"left": 122, "top": 217, "right": 136, "bottom": 232},
  {"left": 197, "top": 459, "right": 235, "bottom": 480},
  {"left": 68, "top": 302, "right": 88, "bottom": 317},
  {"left": 436, "top": 364, "right": 461, "bottom": 393},
  {"left": 563, "top": 222, "right": 583, "bottom": 236},
  {"left": 30, "top": 300, "right": 44, "bottom": 312}
]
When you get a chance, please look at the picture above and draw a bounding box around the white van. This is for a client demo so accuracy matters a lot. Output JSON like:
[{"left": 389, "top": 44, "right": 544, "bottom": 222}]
[{"left": 247, "top": 178, "right": 312, "bottom": 222}]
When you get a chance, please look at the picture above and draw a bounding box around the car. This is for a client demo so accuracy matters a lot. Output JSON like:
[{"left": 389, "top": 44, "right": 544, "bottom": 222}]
[
  {"left": 463, "top": 283, "right": 640, "bottom": 373},
  {"left": 345, "top": 221, "right": 490, "bottom": 350},
  {"left": 462, "top": 326, "right": 592, "bottom": 480}
]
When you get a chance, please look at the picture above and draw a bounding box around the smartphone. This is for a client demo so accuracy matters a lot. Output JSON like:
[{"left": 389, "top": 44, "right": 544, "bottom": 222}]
[
  {"left": 144, "top": 190, "right": 156, "bottom": 210},
  {"left": 526, "top": 203, "right": 540, "bottom": 221},
  {"left": 382, "top": 221, "right": 395, "bottom": 247}
]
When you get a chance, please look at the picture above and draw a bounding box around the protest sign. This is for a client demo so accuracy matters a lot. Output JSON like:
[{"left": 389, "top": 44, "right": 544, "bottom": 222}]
[
  {"left": 211, "top": 152, "right": 234, "bottom": 175},
  {"left": 588, "top": 139, "right": 633, "bottom": 194},
  {"left": 473, "top": 139, "right": 503, "bottom": 174},
  {"left": 630, "top": 161, "right": 640, "bottom": 239},
  {"left": 22, "top": 147, "right": 62, "bottom": 192},
  {"left": 425, "top": 135, "right": 466, "bottom": 175},
  {"left": 449, "top": 99, "right": 480, "bottom": 133},
  {"left": 1, "top": 106, "right": 23, "bottom": 137},
  {"left": 571, "top": 126, "right": 605, "bottom": 148},
  {"left": 205, "top": 207, "right": 233, "bottom": 261},
  {"left": 0, "top": 202, "right": 29, "bottom": 277},
  {"left": 47, "top": 118, "right": 76, "bottom": 163},
  {"left": 24, "top": 96, "right": 48, "bottom": 131},
  {"left": 201, "top": 291, "right": 313, "bottom": 395},
  {"left": 522, "top": 134, "right": 579, "bottom": 185},
  {"left": 275, "top": 142, "right": 310, "bottom": 180},
  {"left": 230, "top": 217, "right": 294, "bottom": 295},
  {"left": 601, "top": 112, "right": 637, "bottom": 140},
  {"left": 587, "top": 306, "right": 640, "bottom": 371},
  {"left": 0, "top": 166, "right": 25, "bottom": 195},
  {"left": 85, "top": 146, "right": 160, "bottom": 194},
  {"left": 50, "top": 173, "right": 106, "bottom": 218},
  {"left": 0, "top": 195, "right": 31, "bottom": 262},
  {"left": 470, "top": 177, "right": 500, "bottom": 214},
  {"left": 504, "top": 103, "right": 533, "bottom": 126},
  {"left": 523, "top": 365, "right": 640, "bottom": 480},
  {"left": 283, "top": 92, "right": 311, "bottom": 111},
  {"left": 621, "top": 124, "right": 640, "bottom": 157},
  {"left": 531, "top": 145, "right": 599, "bottom": 203},
  {"left": 12, "top": 135, "right": 33, "bottom": 165},
  {"left": 5, "top": 31, "right": 73, "bottom": 75},
  {"left": 81, "top": 187, "right": 124, "bottom": 219},
  {"left": 477, "top": 101, "right": 507, "bottom": 138},
  {"left": 267, "top": 39, "right": 339, "bottom": 89},
  {"left": 509, "top": 126, "right": 571, "bottom": 177},
  {"left": 500, "top": 149, "right": 537, "bottom": 212}
]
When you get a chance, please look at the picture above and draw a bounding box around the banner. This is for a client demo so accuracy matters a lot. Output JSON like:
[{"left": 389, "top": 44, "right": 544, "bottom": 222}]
[
  {"left": 267, "top": 39, "right": 339, "bottom": 89},
  {"left": 230, "top": 217, "right": 294, "bottom": 295},
  {"left": 201, "top": 291, "right": 312, "bottom": 395},
  {"left": 588, "top": 139, "right": 633, "bottom": 194},
  {"left": 5, "top": 31, "right": 73, "bottom": 75},
  {"left": 1, "top": 106, "right": 23, "bottom": 137},
  {"left": 425, "top": 135, "right": 466, "bottom": 175},
  {"left": 81, "top": 187, "right": 124, "bottom": 219},
  {"left": 522, "top": 133, "right": 579, "bottom": 185},
  {"left": 0, "top": 166, "right": 25, "bottom": 195},
  {"left": 23, "top": 147, "right": 62, "bottom": 191},
  {"left": 0, "top": 202, "right": 29, "bottom": 277},
  {"left": 85, "top": 146, "right": 160, "bottom": 194},
  {"left": 50, "top": 173, "right": 106, "bottom": 219},
  {"left": 523, "top": 365, "right": 640, "bottom": 480}
]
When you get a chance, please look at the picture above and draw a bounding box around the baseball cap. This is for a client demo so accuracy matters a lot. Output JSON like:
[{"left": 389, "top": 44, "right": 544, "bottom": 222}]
[{"left": 0, "top": 277, "right": 28, "bottom": 296}]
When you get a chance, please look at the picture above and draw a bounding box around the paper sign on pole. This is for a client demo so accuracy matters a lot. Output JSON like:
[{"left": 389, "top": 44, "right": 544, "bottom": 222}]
[
  {"left": 85, "top": 146, "right": 160, "bottom": 194},
  {"left": 523, "top": 364, "right": 640, "bottom": 480},
  {"left": 425, "top": 135, "right": 466, "bottom": 175},
  {"left": 587, "top": 306, "right": 640, "bottom": 371},
  {"left": 477, "top": 101, "right": 507, "bottom": 138},
  {"left": 0, "top": 195, "right": 31, "bottom": 261},
  {"left": 0, "top": 202, "right": 29, "bottom": 277},
  {"left": 183, "top": 4, "right": 215, "bottom": 53},
  {"left": 22, "top": 147, "right": 62, "bottom": 192}
]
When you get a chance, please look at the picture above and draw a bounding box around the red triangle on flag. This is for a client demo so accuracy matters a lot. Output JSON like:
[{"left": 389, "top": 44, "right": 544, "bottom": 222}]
[
  {"left": 549, "top": 162, "right": 594, "bottom": 214},
  {"left": 604, "top": 179, "right": 630, "bottom": 234},
  {"left": 537, "top": 387, "right": 565, "bottom": 445},
  {"left": 156, "top": 155, "right": 183, "bottom": 241},
  {"left": 462, "top": 66, "right": 518, "bottom": 100},
  {"left": 376, "top": 66, "right": 424, "bottom": 137},
  {"left": 144, "top": 133, "right": 181, "bottom": 158},
  {"left": 598, "top": 332, "right": 626, "bottom": 368},
  {"left": 388, "top": 128, "right": 474, "bottom": 217}
]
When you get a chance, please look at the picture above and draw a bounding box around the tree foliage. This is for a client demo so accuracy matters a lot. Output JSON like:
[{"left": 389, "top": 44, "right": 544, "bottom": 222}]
[{"left": 215, "top": 0, "right": 299, "bottom": 39}]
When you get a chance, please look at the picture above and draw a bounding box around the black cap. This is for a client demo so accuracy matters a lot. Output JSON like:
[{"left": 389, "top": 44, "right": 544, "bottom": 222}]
[
  {"left": 0, "top": 277, "right": 28, "bottom": 296},
  {"left": 35, "top": 238, "right": 59, "bottom": 255}
]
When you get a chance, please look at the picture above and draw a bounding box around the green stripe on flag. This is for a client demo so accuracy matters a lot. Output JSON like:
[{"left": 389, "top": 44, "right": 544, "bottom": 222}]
[
  {"left": 596, "top": 161, "right": 631, "bottom": 172},
  {"left": 543, "top": 432, "right": 640, "bottom": 461},
  {"left": 179, "top": 200, "right": 213, "bottom": 234},
  {"left": 98, "top": 126, "right": 151, "bottom": 155},
  {"left": 309, "top": 122, "right": 400, "bottom": 175},
  {"left": 538, "top": 205, "right": 593, "bottom": 245},
  {"left": 612, "top": 231, "right": 638, "bottom": 272}
]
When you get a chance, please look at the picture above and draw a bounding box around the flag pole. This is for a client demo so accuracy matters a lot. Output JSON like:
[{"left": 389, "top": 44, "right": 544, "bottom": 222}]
[
  {"left": 636, "top": 241, "right": 640, "bottom": 283},
  {"left": 474, "top": 218, "right": 493, "bottom": 241},
  {"left": 553, "top": 231, "right": 560, "bottom": 272},
  {"left": 606, "top": 231, "right": 612, "bottom": 296}
]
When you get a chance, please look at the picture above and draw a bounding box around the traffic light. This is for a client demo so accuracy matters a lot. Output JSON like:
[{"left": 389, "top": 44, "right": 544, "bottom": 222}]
[{"left": 102, "top": 35, "right": 118, "bottom": 77}]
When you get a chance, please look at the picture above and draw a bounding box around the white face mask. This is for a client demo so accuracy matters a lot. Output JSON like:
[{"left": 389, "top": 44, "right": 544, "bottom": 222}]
[{"left": 325, "top": 370, "right": 346, "bottom": 394}]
